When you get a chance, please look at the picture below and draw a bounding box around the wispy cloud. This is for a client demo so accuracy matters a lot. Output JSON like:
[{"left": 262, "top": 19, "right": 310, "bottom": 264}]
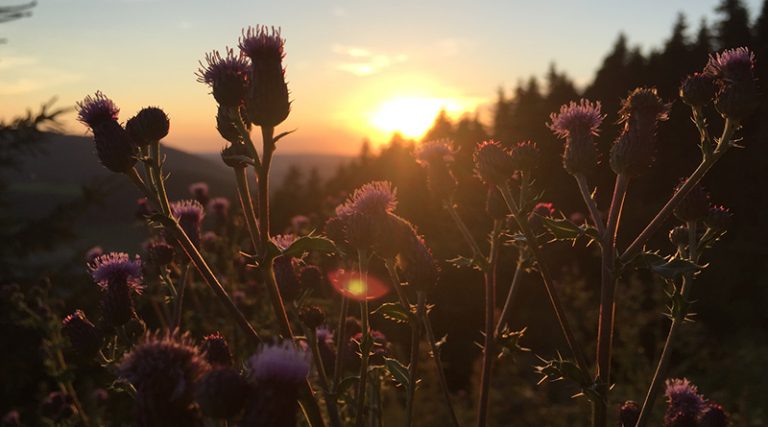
[
  {"left": 332, "top": 44, "right": 407, "bottom": 76},
  {"left": 0, "top": 70, "right": 82, "bottom": 96},
  {"left": 0, "top": 56, "right": 38, "bottom": 71}
]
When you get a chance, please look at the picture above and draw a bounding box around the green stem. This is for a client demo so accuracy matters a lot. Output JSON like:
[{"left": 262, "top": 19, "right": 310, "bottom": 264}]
[
  {"left": 477, "top": 220, "right": 502, "bottom": 427},
  {"left": 149, "top": 140, "right": 172, "bottom": 216},
  {"left": 444, "top": 200, "right": 485, "bottom": 264},
  {"left": 173, "top": 263, "right": 191, "bottom": 331},
  {"left": 495, "top": 253, "right": 524, "bottom": 339},
  {"left": 233, "top": 166, "right": 261, "bottom": 254},
  {"left": 307, "top": 327, "right": 342, "bottom": 427},
  {"left": 573, "top": 172, "right": 606, "bottom": 236},
  {"left": 355, "top": 249, "right": 370, "bottom": 427},
  {"left": 332, "top": 295, "right": 350, "bottom": 395}
]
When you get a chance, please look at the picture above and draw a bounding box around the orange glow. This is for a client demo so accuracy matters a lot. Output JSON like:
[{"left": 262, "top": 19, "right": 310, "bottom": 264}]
[
  {"left": 328, "top": 269, "right": 390, "bottom": 301},
  {"left": 370, "top": 97, "right": 465, "bottom": 139}
]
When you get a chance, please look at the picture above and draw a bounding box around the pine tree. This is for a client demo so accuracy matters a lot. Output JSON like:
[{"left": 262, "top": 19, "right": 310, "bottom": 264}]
[{"left": 715, "top": 0, "right": 753, "bottom": 49}]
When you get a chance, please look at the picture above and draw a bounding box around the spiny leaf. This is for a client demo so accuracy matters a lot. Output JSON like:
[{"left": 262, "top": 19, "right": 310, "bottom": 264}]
[
  {"left": 371, "top": 302, "right": 410, "bottom": 324},
  {"left": 384, "top": 357, "right": 410, "bottom": 387},
  {"left": 281, "top": 235, "right": 337, "bottom": 258}
]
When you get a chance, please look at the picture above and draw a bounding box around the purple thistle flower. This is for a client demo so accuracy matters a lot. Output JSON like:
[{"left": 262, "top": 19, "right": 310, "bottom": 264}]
[
  {"left": 415, "top": 139, "right": 454, "bottom": 167},
  {"left": 548, "top": 99, "right": 604, "bottom": 139},
  {"left": 509, "top": 140, "right": 540, "bottom": 171},
  {"left": 197, "top": 47, "right": 251, "bottom": 107},
  {"left": 239, "top": 26, "right": 286, "bottom": 61},
  {"left": 76, "top": 91, "right": 119, "bottom": 129},
  {"left": 272, "top": 233, "right": 297, "bottom": 251},
  {"left": 172, "top": 200, "right": 205, "bottom": 247},
  {"left": 618, "top": 87, "right": 670, "bottom": 124},
  {"left": 145, "top": 239, "right": 175, "bottom": 267},
  {"left": 664, "top": 378, "right": 706, "bottom": 427},
  {"left": 705, "top": 47, "right": 755, "bottom": 84},
  {"left": 89, "top": 252, "right": 143, "bottom": 293},
  {"left": 207, "top": 197, "right": 230, "bottom": 219},
  {"left": 337, "top": 181, "right": 398, "bottom": 216},
  {"left": 611, "top": 88, "right": 669, "bottom": 176},
  {"left": 248, "top": 341, "right": 310, "bottom": 386},
  {"left": 188, "top": 182, "right": 210, "bottom": 205},
  {"left": 119, "top": 331, "right": 210, "bottom": 426}
]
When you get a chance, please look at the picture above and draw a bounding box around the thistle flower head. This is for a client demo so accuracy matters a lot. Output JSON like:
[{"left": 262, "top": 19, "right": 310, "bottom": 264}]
[
  {"left": 510, "top": 140, "right": 540, "bottom": 171},
  {"left": 146, "top": 239, "right": 175, "bottom": 266},
  {"left": 119, "top": 331, "right": 210, "bottom": 423},
  {"left": 208, "top": 197, "right": 231, "bottom": 218},
  {"left": 336, "top": 181, "right": 397, "bottom": 217},
  {"left": 298, "top": 305, "right": 326, "bottom": 330},
  {"left": 89, "top": 252, "right": 143, "bottom": 292},
  {"left": 619, "top": 87, "right": 669, "bottom": 123},
  {"left": 473, "top": 140, "right": 515, "bottom": 185},
  {"left": 172, "top": 199, "right": 206, "bottom": 240},
  {"left": 76, "top": 91, "right": 119, "bottom": 129},
  {"left": 196, "top": 47, "right": 251, "bottom": 107},
  {"left": 680, "top": 73, "right": 715, "bottom": 107},
  {"left": 664, "top": 378, "right": 706, "bottom": 425},
  {"left": 548, "top": 99, "right": 604, "bottom": 138},
  {"left": 239, "top": 26, "right": 285, "bottom": 61},
  {"left": 201, "top": 332, "right": 233, "bottom": 367},
  {"left": 705, "top": 205, "right": 732, "bottom": 231},
  {"left": 673, "top": 180, "right": 710, "bottom": 223},
  {"left": 248, "top": 341, "right": 310, "bottom": 386},
  {"left": 272, "top": 234, "right": 297, "bottom": 251},
  {"left": 618, "top": 401, "right": 640, "bottom": 427},
  {"left": 705, "top": 47, "right": 755, "bottom": 83},
  {"left": 415, "top": 139, "right": 454, "bottom": 167},
  {"left": 126, "top": 106, "right": 169, "bottom": 146},
  {"left": 62, "top": 310, "right": 101, "bottom": 358}
]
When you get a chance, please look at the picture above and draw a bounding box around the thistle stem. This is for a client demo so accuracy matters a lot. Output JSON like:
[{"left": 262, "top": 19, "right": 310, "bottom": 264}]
[
  {"left": 233, "top": 166, "right": 261, "bottom": 254},
  {"left": 620, "top": 118, "right": 737, "bottom": 263},
  {"left": 355, "top": 249, "right": 371, "bottom": 427},
  {"left": 444, "top": 200, "right": 485, "bottom": 264},
  {"left": 495, "top": 254, "right": 524, "bottom": 339},
  {"left": 307, "top": 327, "right": 342, "bottom": 427},
  {"left": 498, "top": 184, "right": 589, "bottom": 373},
  {"left": 477, "top": 220, "right": 502, "bottom": 427},
  {"left": 172, "top": 263, "right": 191, "bottom": 331},
  {"left": 149, "top": 140, "right": 172, "bottom": 216},
  {"left": 332, "top": 295, "right": 350, "bottom": 396},
  {"left": 573, "top": 172, "right": 606, "bottom": 236}
]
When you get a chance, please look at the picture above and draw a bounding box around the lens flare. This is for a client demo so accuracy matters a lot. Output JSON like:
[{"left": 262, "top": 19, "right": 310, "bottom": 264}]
[{"left": 327, "top": 269, "right": 389, "bottom": 301}]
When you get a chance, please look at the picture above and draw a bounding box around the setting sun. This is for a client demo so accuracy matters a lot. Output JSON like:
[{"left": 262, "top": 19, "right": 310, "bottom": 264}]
[{"left": 371, "top": 97, "right": 465, "bottom": 139}]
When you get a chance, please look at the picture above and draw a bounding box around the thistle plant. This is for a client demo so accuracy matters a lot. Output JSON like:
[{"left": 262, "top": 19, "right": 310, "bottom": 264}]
[{"left": 56, "top": 20, "right": 758, "bottom": 426}]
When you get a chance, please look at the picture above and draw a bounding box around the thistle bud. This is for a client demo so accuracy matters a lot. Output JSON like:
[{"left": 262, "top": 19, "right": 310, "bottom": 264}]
[
  {"left": 220, "top": 142, "right": 250, "bottom": 168},
  {"left": 371, "top": 213, "right": 416, "bottom": 260},
  {"left": 680, "top": 73, "right": 715, "bottom": 107},
  {"left": 239, "top": 26, "right": 291, "bottom": 127},
  {"left": 549, "top": 100, "right": 604, "bottom": 175},
  {"left": 509, "top": 140, "right": 539, "bottom": 172},
  {"left": 528, "top": 202, "right": 555, "bottom": 232},
  {"left": 618, "top": 400, "right": 640, "bottom": 427},
  {"left": 396, "top": 233, "right": 439, "bottom": 294},
  {"left": 704, "top": 205, "right": 732, "bottom": 231},
  {"left": 415, "top": 139, "right": 457, "bottom": 199},
  {"left": 195, "top": 367, "right": 248, "bottom": 419},
  {"left": 698, "top": 402, "right": 727, "bottom": 427},
  {"left": 298, "top": 305, "right": 326, "bottom": 330},
  {"left": 126, "top": 107, "right": 170, "bottom": 146},
  {"left": 473, "top": 140, "right": 515, "bottom": 185},
  {"left": 714, "top": 80, "right": 760, "bottom": 122},
  {"left": 89, "top": 253, "right": 143, "bottom": 328},
  {"left": 146, "top": 240, "right": 175, "bottom": 267},
  {"left": 664, "top": 378, "right": 706, "bottom": 427},
  {"left": 669, "top": 225, "right": 689, "bottom": 247},
  {"left": 208, "top": 197, "right": 231, "bottom": 221},
  {"left": 62, "top": 310, "right": 102, "bottom": 359},
  {"left": 202, "top": 332, "right": 233, "bottom": 367},
  {"left": 197, "top": 48, "right": 251, "bottom": 108},
  {"left": 76, "top": 92, "right": 138, "bottom": 173},
  {"left": 611, "top": 88, "right": 669, "bottom": 176},
  {"left": 172, "top": 200, "right": 205, "bottom": 247},
  {"left": 673, "top": 180, "right": 710, "bottom": 223}
]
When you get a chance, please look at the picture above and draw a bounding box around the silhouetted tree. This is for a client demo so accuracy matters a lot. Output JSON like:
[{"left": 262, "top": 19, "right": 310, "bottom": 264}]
[{"left": 716, "top": 0, "right": 753, "bottom": 49}]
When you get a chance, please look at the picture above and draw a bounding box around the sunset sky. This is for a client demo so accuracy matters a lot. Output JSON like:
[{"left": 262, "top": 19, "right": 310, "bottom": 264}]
[{"left": 0, "top": 0, "right": 762, "bottom": 155}]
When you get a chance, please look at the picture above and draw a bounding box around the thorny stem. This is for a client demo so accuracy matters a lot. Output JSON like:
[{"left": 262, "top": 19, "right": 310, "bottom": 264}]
[
  {"left": 635, "top": 221, "right": 700, "bottom": 427},
  {"left": 228, "top": 107, "right": 261, "bottom": 168},
  {"left": 573, "top": 172, "right": 606, "bottom": 237},
  {"left": 149, "top": 140, "right": 172, "bottom": 216},
  {"left": 495, "top": 253, "right": 524, "bottom": 339},
  {"left": 620, "top": 118, "right": 738, "bottom": 263},
  {"left": 355, "top": 249, "right": 371, "bottom": 427},
  {"left": 54, "top": 346, "right": 92, "bottom": 427},
  {"left": 332, "top": 295, "right": 350, "bottom": 396},
  {"left": 477, "top": 220, "right": 502, "bottom": 427},
  {"left": 307, "top": 327, "right": 342, "bottom": 427},
  {"left": 498, "top": 184, "right": 590, "bottom": 373},
  {"left": 444, "top": 200, "right": 485, "bottom": 265},
  {"left": 233, "top": 166, "right": 261, "bottom": 254},
  {"left": 172, "top": 263, "right": 191, "bottom": 331}
]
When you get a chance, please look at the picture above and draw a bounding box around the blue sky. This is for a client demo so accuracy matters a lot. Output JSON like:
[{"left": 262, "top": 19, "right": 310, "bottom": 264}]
[{"left": 0, "top": 0, "right": 762, "bottom": 154}]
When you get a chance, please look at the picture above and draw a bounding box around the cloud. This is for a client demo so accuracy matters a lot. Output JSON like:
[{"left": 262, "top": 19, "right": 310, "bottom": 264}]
[
  {"left": 332, "top": 45, "right": 407, "bottom": 76},
  {"left": 0, "top": 70, "right": 82, "bottom": 96},
  {"left": 332, "top": 6, "right": 347, "bottom": 17},
  {"left": 0, "top": 56, "right": 38, "bottom": 71}
]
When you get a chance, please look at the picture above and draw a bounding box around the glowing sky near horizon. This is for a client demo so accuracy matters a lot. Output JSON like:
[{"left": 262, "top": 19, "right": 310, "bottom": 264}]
[{"left": 0, "top": 0, "right": 762, "bottom": 154}]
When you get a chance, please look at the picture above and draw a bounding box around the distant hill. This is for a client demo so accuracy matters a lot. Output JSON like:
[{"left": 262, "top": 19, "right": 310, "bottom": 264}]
[
  {"left": 3, "top": 133, "right": 351, "bottom": 252},
  {"left": 198, "top": 152, "right": 351, "bottom": 184}
]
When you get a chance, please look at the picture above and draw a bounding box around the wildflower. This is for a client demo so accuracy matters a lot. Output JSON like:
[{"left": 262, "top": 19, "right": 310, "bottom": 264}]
[
  {"left": 337, "top": 181, "right": 397, "bottom": 217},
  {"left": 40, "top": 391, "right": 76, "bottom": 422},
  {"left": 188, "top": 182, "right": 210, "bottom": 206},
  {"left": 618, "top": 87, "right": 670, "bottom": 124},
  {"left": 220, "top": 141, "right": 250, "bottom": 167},
  {"left": 172, "top": 200, "right": 205, "bottom": 247},
  {"left": 705, "top": 47, "right": 755, "bottom": 84},
  {"left": 62, "top": 310, "right": 102, "bottom": 358},
  {"left": 298, "top": 305, "right": 326, "bottom": 330},
  {"left": 396, "top": 233, "right": 439, "bottom": 294},
  {"left": 196, "top": 367, "right": 248, "bottom": 419},
  {"left": 208, "top": 197, "right": 231, "bottom": 220},
  {"left": 673, "top": 180, "right": 710, "bottom": 223},
  {"left": 89, "top": 252, "right": 143, "bottom": 291},
  {"left": 509, "top": 140, "right": 540, "bottom": 172},
  {"left": 333, "top": 181, "right": 399, "bottom": 251},
  {"left": 698, "top": 402, "right": 727, "bottom": 427},
  {"left": 242, "top": 341, "right": 310, "bottom": 427},
  {"left": 85, "top": 246, "right": 103, "bottom": 264},
  {"left": 473, "top": 140, "right": 515, "bottom": 185},
  {"left": 239, "top": 26, "right": 290, "bottom": 127},
  {"left": 197, "top": 47, "right": 251, "bottom": 107},
  {"left": 76, "top": 91, "right": 119, "bottom": 129},
  {"left": 146, "top": 239, "right": 175, "bottom": 267},
  {"left": 201, "top": 332, "right": 233, "bottom": 367},
  {"left": 371, "top": 213, "right": 417, "bottom": 260},
  {"left": 714, "top": 78, "right": 760, "bottom": 121},
  {"left": 704, "top": 205, "right": 732, "bottom": 231},
  {"left": 618, "top": 400, "right": 640, "bottom": 427},
  {"left": 125, "top": 106, "right": 170, "bottom": 146},
  {"left": 664, "top": 378, "right": 706, "bottom": 427},
  {"left": 548, "top": 100, "right": 604, "bottom": 175},
  {"left": 415, "top": 139, "right": 457, "bottom": 199},
  {"left": 611, "top": 88, "right": 669, "bottom": 176},
  {"left": 119, "top": 331, "right": 210, "bottom": 426},
  {"left": 76, "top": 92, "right": 137, "bottom": 173},
  {"left": 680, "top": 73, "right": 715, "bottom": 108}
]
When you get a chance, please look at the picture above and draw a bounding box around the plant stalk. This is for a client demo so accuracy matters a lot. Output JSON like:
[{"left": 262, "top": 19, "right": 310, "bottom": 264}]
[{"left": 477, "top": 220, "right": 502, "bottom": 427}]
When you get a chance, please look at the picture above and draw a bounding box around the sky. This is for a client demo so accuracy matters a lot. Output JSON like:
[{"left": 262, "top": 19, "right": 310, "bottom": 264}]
[{"left": 0, "top": 0, "right": 763, "bottom": 155}]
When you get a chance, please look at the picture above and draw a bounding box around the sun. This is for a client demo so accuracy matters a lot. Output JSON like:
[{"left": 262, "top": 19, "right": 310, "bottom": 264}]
[{"left": 371, "top": 97, "right": 464, "bottom": 139}]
